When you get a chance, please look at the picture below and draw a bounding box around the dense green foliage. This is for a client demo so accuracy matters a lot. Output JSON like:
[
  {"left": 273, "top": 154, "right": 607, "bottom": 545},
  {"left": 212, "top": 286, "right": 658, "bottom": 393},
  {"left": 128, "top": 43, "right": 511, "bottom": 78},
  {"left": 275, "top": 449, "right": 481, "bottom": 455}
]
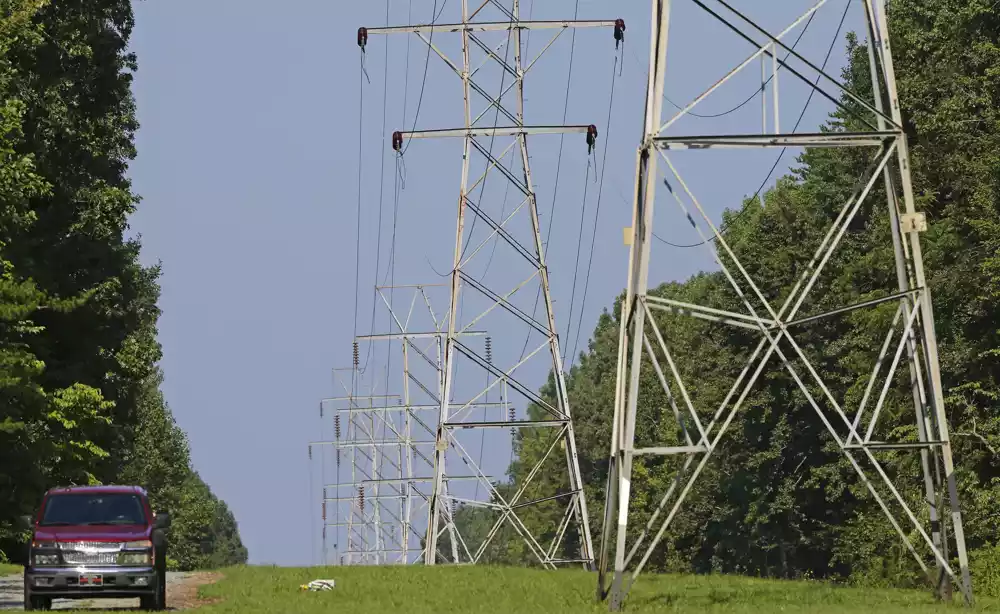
[
  {"left": 458, "top": 0, "right": 999, "bottom": 595},
  {"left": 0, "top": 0, "right": 246, "bottom": 569}
]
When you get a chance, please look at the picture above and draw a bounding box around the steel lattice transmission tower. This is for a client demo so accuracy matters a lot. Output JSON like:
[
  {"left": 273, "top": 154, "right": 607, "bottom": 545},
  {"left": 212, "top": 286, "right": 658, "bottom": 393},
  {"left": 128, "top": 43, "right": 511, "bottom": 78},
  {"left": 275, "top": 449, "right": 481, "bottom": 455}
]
[
  {"left": 359, "top": 2, "right": 623, "bottom": 567},
  {"left": 312, "top": 285, "right": 481, "bottom": 564},
  {"left": 597, "top": 0, "right": 974, "bottom": 609},
  {"left": 313, "top": 368, "right": 407, "bottom": 565}
]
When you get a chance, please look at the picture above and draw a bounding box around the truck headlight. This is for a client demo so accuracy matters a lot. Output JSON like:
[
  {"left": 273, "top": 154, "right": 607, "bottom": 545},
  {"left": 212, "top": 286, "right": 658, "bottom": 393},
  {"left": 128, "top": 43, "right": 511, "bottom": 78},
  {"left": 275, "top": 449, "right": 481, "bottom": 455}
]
[
  {"left": 33, "top": 554, "right": 59, "bottom": 566},
  {"left": 118, "top": 552, "right": 152, "bottom": 566}
]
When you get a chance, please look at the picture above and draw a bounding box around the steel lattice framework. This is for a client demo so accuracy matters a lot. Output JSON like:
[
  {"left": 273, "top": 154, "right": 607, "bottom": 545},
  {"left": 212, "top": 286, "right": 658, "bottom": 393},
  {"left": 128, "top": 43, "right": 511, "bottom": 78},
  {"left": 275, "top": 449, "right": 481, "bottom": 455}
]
[
  {"left": 312, "top": 285, "right": 482, "bottom": 564},
  {"left": 597, "top": 0, "right": 974, "bottom": 609},
  {"left": 358, "top": 1, "right": 622, "bottom": 567}
]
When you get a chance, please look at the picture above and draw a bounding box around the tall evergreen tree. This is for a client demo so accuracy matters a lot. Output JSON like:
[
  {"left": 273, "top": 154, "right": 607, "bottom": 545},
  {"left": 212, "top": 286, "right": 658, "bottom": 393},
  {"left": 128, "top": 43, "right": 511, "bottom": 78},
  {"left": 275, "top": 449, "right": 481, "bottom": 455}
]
[{"left": 0, "top": 0, "right": 247, "bottom": 569}]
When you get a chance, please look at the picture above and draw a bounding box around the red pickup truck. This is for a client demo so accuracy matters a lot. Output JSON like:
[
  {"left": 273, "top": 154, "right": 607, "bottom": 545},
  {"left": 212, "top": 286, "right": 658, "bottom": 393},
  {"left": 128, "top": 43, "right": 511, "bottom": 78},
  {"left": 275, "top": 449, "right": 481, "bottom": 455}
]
[{"left": 22, "top": 485, "right": 170, "bottom": 611}]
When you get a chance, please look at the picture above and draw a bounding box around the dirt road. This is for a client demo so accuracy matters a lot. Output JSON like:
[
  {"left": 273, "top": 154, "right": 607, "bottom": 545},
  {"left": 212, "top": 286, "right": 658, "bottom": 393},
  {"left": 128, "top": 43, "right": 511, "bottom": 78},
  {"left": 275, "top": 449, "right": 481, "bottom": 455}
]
[{"left": 0, "top": 570, "right": 218, "bottom": 611}]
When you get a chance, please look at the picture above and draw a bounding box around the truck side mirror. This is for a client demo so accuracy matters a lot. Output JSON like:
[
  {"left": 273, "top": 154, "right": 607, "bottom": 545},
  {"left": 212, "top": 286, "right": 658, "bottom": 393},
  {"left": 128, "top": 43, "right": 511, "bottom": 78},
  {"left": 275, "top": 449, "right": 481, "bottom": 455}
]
[{"left": 153, "top": 512, "right": 171, "bottom": 529}]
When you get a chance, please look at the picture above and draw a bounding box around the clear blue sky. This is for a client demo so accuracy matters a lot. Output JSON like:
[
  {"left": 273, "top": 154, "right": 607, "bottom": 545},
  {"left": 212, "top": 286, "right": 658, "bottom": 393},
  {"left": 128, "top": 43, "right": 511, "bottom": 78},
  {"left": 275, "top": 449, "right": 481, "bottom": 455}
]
[{"left": 127, "top": 0, "right": 856, "bottom": 566}]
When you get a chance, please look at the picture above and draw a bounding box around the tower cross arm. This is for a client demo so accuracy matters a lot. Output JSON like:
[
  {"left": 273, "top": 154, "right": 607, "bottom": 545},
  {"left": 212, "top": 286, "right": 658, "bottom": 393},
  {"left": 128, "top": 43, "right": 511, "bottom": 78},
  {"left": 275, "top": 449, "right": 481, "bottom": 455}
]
[
  {"left": 364, "top": 19, "right": 621, "bottom": 36},
  {"left": 396, "top": 125, "right": 597, "bottom": 141}
]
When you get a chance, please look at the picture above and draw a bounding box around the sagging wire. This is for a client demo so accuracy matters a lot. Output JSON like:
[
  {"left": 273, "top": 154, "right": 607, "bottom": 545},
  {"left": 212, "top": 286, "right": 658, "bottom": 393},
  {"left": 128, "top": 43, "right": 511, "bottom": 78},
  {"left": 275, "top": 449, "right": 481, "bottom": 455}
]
[
  {"left": 352, "top": 45, "right": 366, "bottom": 398},
  {"left": 400, "top": 0, "right": 446, "bottom": 157},
  {"left": 358, "top": 27, "right": 372, "bottom": 84},
  {"left": 394, "top": 140, "right": 408, "bottom": 190},
  {"left": 653, "top": 0, "right": 850, "bottom": 249},
  {"left": 561, "top": 152, "right": 595, "bottom": 366},
  {"left": 369, "top": 0, "right": 401, "bottom": 479},
  {"left": 380, "top": 1, "right": 411, "bottom": 493},
  {"left": 620, "top": 9, "right": 816, "bottom": 120},
  {"left": 357, "top": 1, "right": 393, "bottom": 378},
  {"left": 569, "top": 54, "right": 619, "bottom": 368},
  {"left": 516, "top": 0, "right": 584, "bottom": 364}
]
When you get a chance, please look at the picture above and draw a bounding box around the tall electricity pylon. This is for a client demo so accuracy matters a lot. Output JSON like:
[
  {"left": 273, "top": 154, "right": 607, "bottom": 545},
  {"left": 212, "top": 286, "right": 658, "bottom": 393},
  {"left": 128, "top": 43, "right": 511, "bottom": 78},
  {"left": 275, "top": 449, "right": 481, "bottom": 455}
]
[
  {"left": 598, "top": 0, "right": 973, "bottom": 609},
  {"left": 359, "top": 2, "right": 623, "bottom": 567}
]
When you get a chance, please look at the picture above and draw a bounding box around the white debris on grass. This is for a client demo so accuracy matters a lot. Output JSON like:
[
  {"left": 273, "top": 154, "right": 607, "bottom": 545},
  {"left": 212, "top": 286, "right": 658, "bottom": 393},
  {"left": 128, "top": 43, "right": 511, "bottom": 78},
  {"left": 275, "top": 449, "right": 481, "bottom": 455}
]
[{"left": 300, "top": 579, "right": 336, "bottom": 591}]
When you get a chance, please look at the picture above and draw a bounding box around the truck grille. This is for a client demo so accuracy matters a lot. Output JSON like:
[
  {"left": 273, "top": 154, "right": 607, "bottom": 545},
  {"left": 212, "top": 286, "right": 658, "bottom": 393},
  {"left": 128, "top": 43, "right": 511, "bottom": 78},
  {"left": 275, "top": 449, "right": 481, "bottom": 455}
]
[
  {"left": 59, "top": 542, "right": 122, "bottom": 566},
  {"left": 63, "top": 551, "right": 119, "bottom": 565}
]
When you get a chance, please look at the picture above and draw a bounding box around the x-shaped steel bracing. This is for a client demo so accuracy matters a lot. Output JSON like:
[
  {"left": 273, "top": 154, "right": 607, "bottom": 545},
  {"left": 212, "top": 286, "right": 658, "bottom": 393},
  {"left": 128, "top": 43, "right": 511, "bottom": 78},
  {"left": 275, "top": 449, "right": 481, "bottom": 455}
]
[
  {"left": 362, "top": 0, "right": 623, "bottom": 568},
  {"left": 599, "top": 0, "right": 973, "bottom": 609}
]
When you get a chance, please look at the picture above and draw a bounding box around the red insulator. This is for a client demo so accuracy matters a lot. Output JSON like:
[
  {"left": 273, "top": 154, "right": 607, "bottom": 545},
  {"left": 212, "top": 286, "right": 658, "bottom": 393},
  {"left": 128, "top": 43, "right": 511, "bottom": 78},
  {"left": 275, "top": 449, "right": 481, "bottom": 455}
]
[
  {"left": 391, "top": 131, "right": 404, "bottom": 152},
  {"left": 614, "top": 19, "right": 626, "bottom": 48},
  {"left": 358, "top": 27, "right": 368, "bottom": 50},
  {"left": 586, "top": 124, "right": 599, "bottom": 153}
]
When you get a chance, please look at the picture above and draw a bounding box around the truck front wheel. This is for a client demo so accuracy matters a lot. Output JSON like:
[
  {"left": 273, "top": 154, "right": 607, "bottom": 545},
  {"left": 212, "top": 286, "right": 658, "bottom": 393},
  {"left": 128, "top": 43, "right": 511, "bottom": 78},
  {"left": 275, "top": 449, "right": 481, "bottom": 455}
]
[
  {"left": 139, "top": 572, "right": 166, "bottom": 611},
  {"left": 23, "top": 575, "right": 52, "bottom": 611}
]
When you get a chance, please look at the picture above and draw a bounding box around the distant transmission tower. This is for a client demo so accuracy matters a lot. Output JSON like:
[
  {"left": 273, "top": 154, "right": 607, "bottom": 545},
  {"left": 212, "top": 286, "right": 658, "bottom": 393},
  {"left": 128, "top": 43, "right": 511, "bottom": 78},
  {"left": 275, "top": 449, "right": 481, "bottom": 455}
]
[
  {"left": 598, "top": 0, "right": 973, "bottom": 609},
  {"left": 310, "top": 284, "right": 470, "bottom": 565},
  {"left": 359, "top": 2, "right": 623, "bottom": 567},
  {"left": 314, "top": 285, "right": 483, "bottom": 564},
  {"left": 314, "top": 368, "right": 406, "bottom": 565}
]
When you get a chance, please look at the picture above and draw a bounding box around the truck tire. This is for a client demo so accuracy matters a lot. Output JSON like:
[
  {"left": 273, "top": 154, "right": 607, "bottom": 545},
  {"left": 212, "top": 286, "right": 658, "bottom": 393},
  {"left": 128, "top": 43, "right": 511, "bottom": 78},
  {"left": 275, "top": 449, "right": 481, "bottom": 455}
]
[
  {"left": 157, "top": 572, "right": 167, "bottom": 610},
  {"left": 23, "top": 575, "right": 51, "bottom": 611},
  {"left": 140, "top": 553, "right": 167, "bottom": 611},
  {"left": 139, "top": 579, "right": 165, "bottom": 611}
]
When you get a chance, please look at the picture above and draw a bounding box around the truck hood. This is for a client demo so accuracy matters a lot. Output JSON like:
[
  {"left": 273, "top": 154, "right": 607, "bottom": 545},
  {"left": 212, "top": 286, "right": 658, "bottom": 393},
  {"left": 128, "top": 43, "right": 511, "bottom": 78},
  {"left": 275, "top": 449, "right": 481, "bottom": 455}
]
[{"left": 33, "top": 524, "right": 151, "bottom": 543}]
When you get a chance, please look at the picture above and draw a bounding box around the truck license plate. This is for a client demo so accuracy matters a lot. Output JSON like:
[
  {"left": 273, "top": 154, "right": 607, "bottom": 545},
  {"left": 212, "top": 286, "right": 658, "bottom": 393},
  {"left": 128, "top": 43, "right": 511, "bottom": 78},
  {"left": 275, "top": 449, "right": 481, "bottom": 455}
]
[{"left": 79, "top": 574, "right": 103, "bottom": 587}]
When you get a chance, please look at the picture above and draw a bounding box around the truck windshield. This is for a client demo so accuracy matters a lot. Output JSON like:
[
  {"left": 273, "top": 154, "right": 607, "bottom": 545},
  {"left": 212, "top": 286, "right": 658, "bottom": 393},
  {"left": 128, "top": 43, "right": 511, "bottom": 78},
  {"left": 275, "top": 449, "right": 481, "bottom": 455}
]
[{"left": 40, "top": 493, "right": 147, "bottom": 526}]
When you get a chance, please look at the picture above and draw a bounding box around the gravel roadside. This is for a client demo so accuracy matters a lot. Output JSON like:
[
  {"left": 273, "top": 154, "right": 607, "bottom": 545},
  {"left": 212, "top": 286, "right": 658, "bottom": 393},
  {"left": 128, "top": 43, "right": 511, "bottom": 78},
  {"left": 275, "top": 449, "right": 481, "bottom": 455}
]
[{"left": 0, "top": 571, "right": 211, "bottom": 611}]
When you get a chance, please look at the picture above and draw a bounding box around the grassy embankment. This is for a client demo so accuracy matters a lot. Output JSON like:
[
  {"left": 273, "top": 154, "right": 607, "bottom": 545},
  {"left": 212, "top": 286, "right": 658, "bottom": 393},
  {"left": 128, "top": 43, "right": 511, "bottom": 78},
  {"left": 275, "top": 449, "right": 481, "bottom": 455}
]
[
  {"left": 0, "top": 562, "right": 21, "bottom": 576},
  {"left": 124, "top": 566, "right": 998, "bottom": 613}
]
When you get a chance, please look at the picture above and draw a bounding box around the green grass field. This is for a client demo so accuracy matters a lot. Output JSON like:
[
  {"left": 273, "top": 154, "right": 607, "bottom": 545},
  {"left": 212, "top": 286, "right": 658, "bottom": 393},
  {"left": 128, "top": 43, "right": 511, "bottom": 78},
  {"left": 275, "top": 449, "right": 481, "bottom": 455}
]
[
  {"left": 0, "top": 562, "right": 21, "bottom": 576},
  {"left": 146, "top": 566, "right": 992, "bottom": 613}
]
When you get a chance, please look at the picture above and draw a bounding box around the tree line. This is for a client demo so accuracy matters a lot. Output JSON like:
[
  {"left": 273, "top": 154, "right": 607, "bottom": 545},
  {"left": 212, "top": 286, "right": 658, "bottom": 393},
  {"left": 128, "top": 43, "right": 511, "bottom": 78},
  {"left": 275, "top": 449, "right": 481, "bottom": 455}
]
[
  {"left": 457, "top": 0, "right": 1000, "bottom": 595},
  {"left": 0, "top": 0, "right": 246, "bottom": 570}
]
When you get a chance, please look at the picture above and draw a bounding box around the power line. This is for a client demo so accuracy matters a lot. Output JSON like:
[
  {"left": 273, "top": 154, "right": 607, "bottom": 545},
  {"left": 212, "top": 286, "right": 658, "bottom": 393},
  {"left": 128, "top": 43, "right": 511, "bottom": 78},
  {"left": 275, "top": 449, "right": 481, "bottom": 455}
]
[
  {"left": 518, "top": 0, "right": 581, "bottom": 363},
  {"left": 360, "top": 0, "right": 446, "bottom": 377},
  {"left": 457, "top": 12, "right": 516, "bottom": 265},
  {"left": 569, "top": 55, "right": 619, "bottom": 367},
  {"left": 621, "top": 10, "right": 816, "bottom": 120},
  {"left": 359, "top": 0, "right": 395, "bottom": 376},
  {"left": 400, "top": 0, "right": 447, "bottom": 156},
  {"left": 666, "top": 10, "right": 816, "bottom": 119},
  {"left": 353, "top": 54, "right": 366, "bottom": 396},
  {"left": 381, "top": 0, "right": 412, "bottom": 409},
  {"left": 654, "top": 0, "right": 850, "bottom": 249},
  {"left": 562, "top": 158, "right": 594, "bottom": 365}
]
